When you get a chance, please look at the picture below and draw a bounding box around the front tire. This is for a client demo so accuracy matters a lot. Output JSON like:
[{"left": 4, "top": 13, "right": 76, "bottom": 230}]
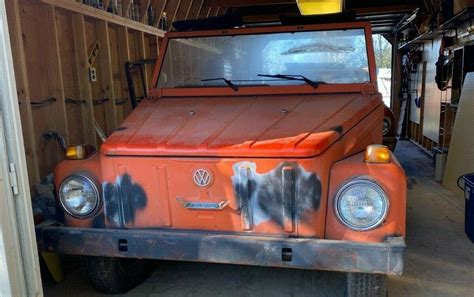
[
  {"left": 346, "top": 272, "right": 387, "bottom": 297},
  {"left": 82, "top": 256, "right": 153, "bottom": 294}
]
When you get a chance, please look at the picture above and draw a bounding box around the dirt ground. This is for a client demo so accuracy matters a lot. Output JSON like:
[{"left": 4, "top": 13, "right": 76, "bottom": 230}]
[{"left": 42, "top": 141, "right": 474, "bottom": 297}]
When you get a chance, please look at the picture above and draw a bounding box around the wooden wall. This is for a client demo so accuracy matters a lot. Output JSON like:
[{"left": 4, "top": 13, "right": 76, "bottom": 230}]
[
  {"left": 5, "top": 0, "right": 232, "bottom": 189},
  {"left": 5, "top": 0, "right": 165, "bottom": 187}
]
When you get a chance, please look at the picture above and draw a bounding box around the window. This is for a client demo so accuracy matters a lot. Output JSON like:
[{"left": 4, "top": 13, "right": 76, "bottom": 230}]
[{"left": 157, "top": 29, "right": 371, "bottom": 89}]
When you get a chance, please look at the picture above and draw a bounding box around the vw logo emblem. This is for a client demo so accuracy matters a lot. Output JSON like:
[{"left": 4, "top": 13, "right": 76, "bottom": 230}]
[{"left": 193, "top": 169, "right": 212, "bottom": 187}]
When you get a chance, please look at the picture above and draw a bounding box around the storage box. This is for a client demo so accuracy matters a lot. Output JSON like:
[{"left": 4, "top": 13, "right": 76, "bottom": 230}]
[
  {"left": 459, "top": 174, "right": 474, "bottom": 242},
  {"left": 454, "top": 0, "right": 474, "bottom": 15}
]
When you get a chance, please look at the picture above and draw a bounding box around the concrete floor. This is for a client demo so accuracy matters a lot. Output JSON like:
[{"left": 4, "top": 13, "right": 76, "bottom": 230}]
[{"left": 43, "top": 141, "right": 474, "bottom": 297}]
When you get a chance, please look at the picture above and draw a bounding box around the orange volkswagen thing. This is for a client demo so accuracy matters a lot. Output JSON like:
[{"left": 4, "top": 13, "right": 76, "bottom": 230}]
[{"left": 38, "top": 20, "right": 406, "bottom": 297}]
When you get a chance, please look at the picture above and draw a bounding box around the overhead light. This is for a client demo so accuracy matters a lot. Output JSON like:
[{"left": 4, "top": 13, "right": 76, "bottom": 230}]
[{"left": 297, "top": 0, "right": 343, "bottom": 15}]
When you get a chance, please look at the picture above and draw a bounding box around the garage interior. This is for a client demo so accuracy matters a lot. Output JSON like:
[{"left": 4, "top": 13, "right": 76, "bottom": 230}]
[{"left": 1, "top": 0, "right": 474, "bottom": 296}]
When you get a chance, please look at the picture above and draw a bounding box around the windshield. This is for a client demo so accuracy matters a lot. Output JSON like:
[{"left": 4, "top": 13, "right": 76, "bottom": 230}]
[{"left": 157, "top": 28, "right": 371, "bottom": 89}]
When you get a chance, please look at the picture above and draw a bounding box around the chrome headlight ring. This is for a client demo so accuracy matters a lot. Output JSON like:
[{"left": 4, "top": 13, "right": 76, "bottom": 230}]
[
  {"left": 59, "top": 175, "right": 100, "bottom": 218},
  {"left": 334, "top": 178, "right": 389, "bottom": 231}
]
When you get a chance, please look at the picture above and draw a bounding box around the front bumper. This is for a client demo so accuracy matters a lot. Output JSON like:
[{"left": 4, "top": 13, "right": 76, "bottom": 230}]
[{"left": 37, "top": 224, "right": 406, "bottom": 275}]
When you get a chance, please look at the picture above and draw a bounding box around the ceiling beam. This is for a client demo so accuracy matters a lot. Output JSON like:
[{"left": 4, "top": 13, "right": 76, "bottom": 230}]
[
  {"left": 174, "top": 0, "right": 194, "bottom": 21},
  {"left": 187, "top": 0, "right": 204, "bottom": 19},
  {"left": 203, "top": 0, "right": 295, "bottom": 8},
  {"left": 352, "top": 4, "right": 417, "bottom": 15},
  {"left": 163, "top": 0, "right": 182, "bottom": 24}
]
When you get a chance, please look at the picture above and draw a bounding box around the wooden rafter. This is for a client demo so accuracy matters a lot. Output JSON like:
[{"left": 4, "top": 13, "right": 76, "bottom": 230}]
[
  {"left": 175, "top": 0, "right": 193, "bottom": 22},
  {"left": 163, "top": 0, "right": 182, "bottom": 24},
  {"left": 198, "top": 6, "right": 211, "bottom": 18},
  {"left": 41, "top": 0, "right": 165, "bottom": 37},
  {"left": 152, "top": 0, "right": 168, "bottom": 19},
  {"left": 203, "top": 0, "right": 295, "bottom": 8},
  {"left": 217, "top": 6, "right": 227, "bottom": 15},
  {"left": 140, "top": 0, "right": 152, "bottom": 22},
  {"left": 103, "top": 0, "right": 112, "bottom": 10},
  {"left": 208, "top": 6, "right": 219, "bottom": 17},
  {"left": 352, "top": 4, "right": 417, "bottom": 14},
  {"left": 122, "top": 0, "right": 132, "bottom": 17},
  {"left": 186, "top": 0, "right": 204, "bottom": 20}
]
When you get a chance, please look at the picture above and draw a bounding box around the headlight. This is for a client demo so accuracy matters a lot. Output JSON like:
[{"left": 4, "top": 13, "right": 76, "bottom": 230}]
[
  {"left": 59, "top": 175, "right": 99, "bottom": 217},
  {"left": 334, "top": 178, "right": 389, "bottom": 231}
]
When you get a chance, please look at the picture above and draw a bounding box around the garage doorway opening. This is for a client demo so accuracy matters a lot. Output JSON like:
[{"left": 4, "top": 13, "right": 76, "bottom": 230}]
[{"left": 373, "top": 34, "right": 393, "bottom": 107}]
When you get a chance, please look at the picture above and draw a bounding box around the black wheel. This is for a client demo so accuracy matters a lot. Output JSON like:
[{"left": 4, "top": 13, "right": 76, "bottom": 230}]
[
  {"left": 82, "top": 256, "right": 154, "bottom": 294},
  {"left": 346, "top": 272, "right": 387, "bottom": 297}
]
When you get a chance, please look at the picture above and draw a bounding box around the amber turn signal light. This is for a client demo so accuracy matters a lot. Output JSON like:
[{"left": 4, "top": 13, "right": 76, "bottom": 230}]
[
  {"left": 65, "top": 145, "right": 95, "bottom": 160},
  {"left": 364, "top": 145, "right": 391, "bottom": 164}
]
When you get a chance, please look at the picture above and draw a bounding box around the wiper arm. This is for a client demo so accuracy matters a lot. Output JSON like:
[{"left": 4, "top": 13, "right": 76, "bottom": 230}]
[
  {"left": 257, "top": 74, "right": 319, "bottom": 89},
  {"left": 201, "top": 78, "right": 239, "bottom": 91}
]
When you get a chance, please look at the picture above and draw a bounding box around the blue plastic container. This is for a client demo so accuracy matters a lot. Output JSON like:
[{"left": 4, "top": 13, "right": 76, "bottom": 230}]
[{"left": 458, "top": 174, "right": 474, "bottom": 242}]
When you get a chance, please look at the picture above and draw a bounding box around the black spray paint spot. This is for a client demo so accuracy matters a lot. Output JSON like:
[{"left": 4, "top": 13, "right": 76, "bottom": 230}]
[
  {"left": 232, "top": 162, "right": 321, "bottom": 229},
  {"left": 91, "top": 213, "right": 105, "bottom": 228},
  {"left": 102, "top": 174, "right": 148, "bottom": 228}
]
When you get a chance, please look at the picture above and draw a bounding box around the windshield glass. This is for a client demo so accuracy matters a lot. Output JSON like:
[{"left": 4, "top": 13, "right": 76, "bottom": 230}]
[{"left": 157, "top": 28, "right": 370, "bottom": 89}]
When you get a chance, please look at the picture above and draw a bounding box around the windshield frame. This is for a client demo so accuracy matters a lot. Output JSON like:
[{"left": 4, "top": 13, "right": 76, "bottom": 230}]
[{"left": 150, "top": 22, "right": 376, "bottom": 98}]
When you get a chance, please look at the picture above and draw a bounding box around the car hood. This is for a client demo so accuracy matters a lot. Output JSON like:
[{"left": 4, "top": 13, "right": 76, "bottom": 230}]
[{"left": 101, "top": 94, "right": 381, "bottom": 158}]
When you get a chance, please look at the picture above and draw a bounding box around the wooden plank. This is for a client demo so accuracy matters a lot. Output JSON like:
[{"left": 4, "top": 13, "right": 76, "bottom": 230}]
[
  {"left": 103, "top": 0, "right": 112, "bottom": 11},
  {"left": 41, "top": 0, "right": 165, "bottom": 37},
  {"left": 97, "top": 20, "right": 118, "bottom": 135},
  {"left": 5, "top": 0, "right": 40, "bottom": 184},
  {"left": 117, "top": 26, "right": 132, "bottom": 117},
  {"left": 186, "top": 0, "right": 203, "bottom": 20},
  {"left": 84, "top": 18, "right": 106, "bottom": 145},
  {"left": 72, "top": 14, "right": 97, "bottom": 147},
  {"left": 152, "top": 0, "right": 168, "bottom": 20},
  {"left": 137, "top": 31, "right": 150, "bottom": 92},
  {"left": 203, "top": 0, "right": 294, "bottom": 8},
  {"left": 143, "top": 34, "right": 157, "bottom": 88},
  {"left": 352, "top": 4, "right": 417, "bottom": 14},
  {"left": 140, "top": 0, "right": 152, "bottom": 22},
  {"left": 164, "top": 0, "right": 181, "bottom": 24},
  {"left": 122, "top": 0, "right": 132, "bottom": 17},
  {"left": 41, "top": 4, "right": 70, "bottom": 149},
  {"left": 198, "top": 6, "right": 211, "bottom": 19},
  {"left": 108, "top": 26, "right": 125, "bottom": 124},
  {"left": 217, "top": 6, "right": 227, "bottom": 16},
  {"left": 184, "top": 0, "right": 194, "bottom": 20},
  {"left": 174, "top": 0, "right": 193, "bottom": 22},
  {"left": 128, "top": 30, "right": 141, "bottom": 100},
  {"left": 20, "top": 1, "right": 60, "bottom": 178},
  {"left": 209, "top": 6, "right": 219, "bottom": 17},
  {"left": 55, "top": 8, "right": 84, "bottom": 145}
]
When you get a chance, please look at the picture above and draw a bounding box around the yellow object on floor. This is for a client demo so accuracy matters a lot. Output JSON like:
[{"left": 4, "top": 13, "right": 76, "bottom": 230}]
[
  {"left": 297, "top": 0, "right": 343, "bottom": 15},
  {"left": 42, "top": 252, "right": 64, "bottom": 283}
]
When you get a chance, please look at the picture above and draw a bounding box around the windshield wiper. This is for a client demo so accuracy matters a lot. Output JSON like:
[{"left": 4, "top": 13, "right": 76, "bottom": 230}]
[
  {"left": 257, "top": 74, "right": 320, "bottom": 89},
  {"left": 201, "top": 78, "right": 239, "bottom": 91}
]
